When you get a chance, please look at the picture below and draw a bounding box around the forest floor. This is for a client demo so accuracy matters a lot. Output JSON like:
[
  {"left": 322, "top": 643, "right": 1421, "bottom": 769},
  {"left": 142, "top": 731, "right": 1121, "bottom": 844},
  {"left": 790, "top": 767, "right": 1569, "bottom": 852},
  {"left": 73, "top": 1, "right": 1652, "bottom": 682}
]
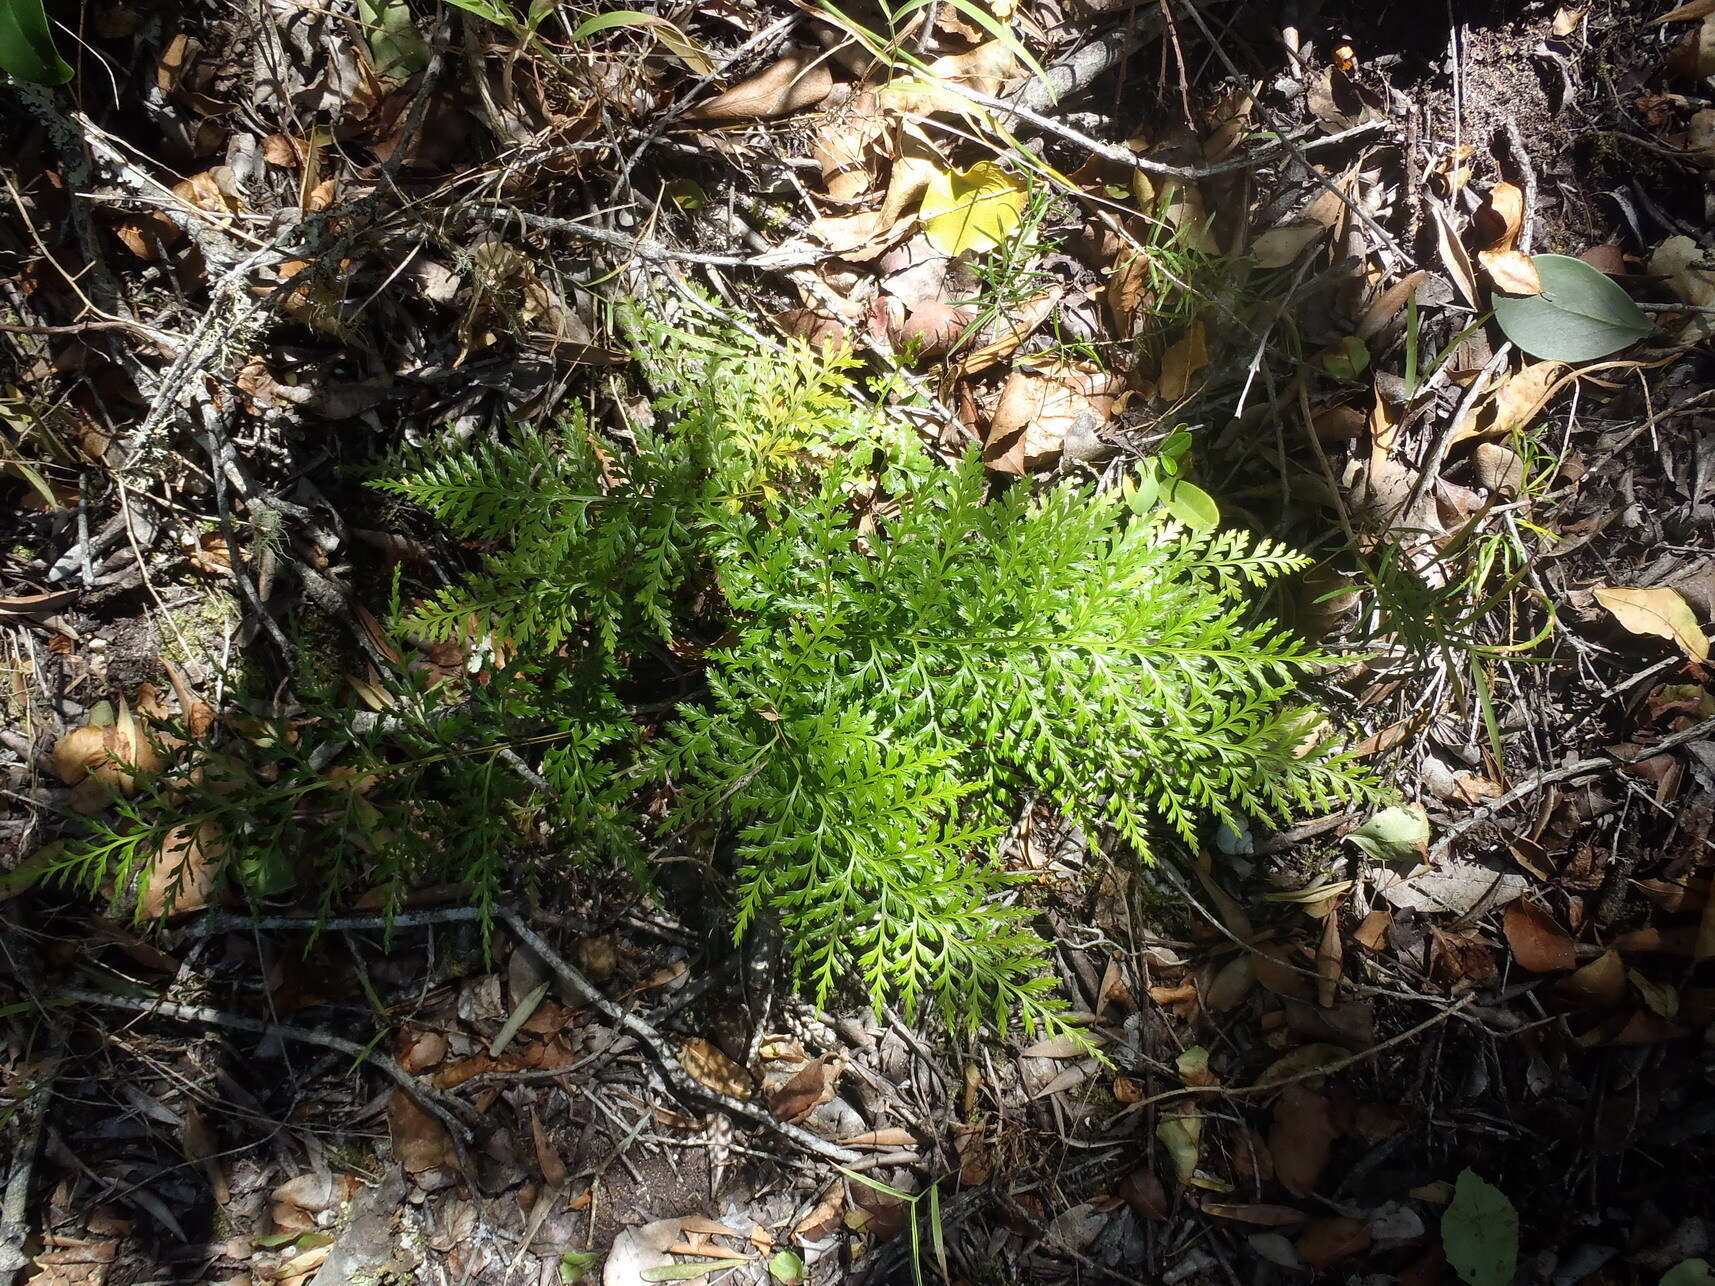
[{"left": 4, "top": 0, "right": 1715, "bottom": 1283}]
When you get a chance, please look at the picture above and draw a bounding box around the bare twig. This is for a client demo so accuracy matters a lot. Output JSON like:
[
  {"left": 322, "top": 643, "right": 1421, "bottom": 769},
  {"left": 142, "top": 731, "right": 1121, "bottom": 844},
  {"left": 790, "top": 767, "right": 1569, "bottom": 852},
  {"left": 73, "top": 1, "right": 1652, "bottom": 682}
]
[
  {"left": 502, "top": 210, "right": 825, "bottom": 269},
  {"left": 1174, "top": 0, "right": 1412, "bottom": 267},
  {"left": 1429, "top": 714, "right": 1715, "bottom": 859},
  {"left": 496, "top": 909, "right": 862, "bottom": 1166},
  {"left": 50, "top": 986, "right": 483, "bottom": 1148}
]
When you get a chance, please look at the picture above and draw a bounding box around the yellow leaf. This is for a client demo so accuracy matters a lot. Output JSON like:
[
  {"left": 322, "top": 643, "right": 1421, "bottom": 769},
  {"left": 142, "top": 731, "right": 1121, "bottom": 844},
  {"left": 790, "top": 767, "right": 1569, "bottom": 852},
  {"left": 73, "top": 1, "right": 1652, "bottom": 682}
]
[
  {"left": 920, "top": 161, "right": 1027, "bottom": 255},
  {"left": 1594, "top": 585, "right": 1711, "bottom": 662}
]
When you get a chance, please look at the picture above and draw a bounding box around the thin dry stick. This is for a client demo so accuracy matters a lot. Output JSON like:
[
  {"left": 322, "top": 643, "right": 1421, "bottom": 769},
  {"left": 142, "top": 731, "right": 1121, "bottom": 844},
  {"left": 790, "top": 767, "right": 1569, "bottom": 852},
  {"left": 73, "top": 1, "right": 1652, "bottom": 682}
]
[
  {"left": 51, "top": 987, "right": 483, "bottom": 1144},
  {"left": 1173, "top": 0, "right": 1412, "bottom": 267},
  {"left": 1123, "top": 992, "right": 1478, "bottom": 1115},
  {"left": 1430, "top": 713, "right": 1715, "bottom": 859},
  {"left": 496, "top": 909, "right": 861, "bottom": 1166}
]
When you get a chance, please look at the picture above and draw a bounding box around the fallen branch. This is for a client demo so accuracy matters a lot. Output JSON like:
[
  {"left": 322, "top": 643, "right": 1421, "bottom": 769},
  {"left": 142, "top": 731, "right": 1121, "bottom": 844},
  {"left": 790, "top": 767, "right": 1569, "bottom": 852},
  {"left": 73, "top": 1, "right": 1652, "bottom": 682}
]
[{"left": 496, "top": 909, "right": 862, "bottom": 1166}]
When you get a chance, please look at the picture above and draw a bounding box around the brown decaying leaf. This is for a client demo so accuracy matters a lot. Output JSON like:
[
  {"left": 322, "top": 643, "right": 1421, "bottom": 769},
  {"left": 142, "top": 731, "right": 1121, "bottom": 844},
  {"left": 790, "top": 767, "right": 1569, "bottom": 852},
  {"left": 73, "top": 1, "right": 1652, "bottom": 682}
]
[
  {"left": 1356, "top": 270, "right": 1428, "bottom": 342},
  {"left": 1503, "top": 901, "right": 1576, "bottom": 972},
  {"left": 1428, "top": 199, "right": 1481, "bottom": 308},
  {"left": 767, "top": 1056, "right": 841, "bottom": 1122},
  {"left": 1554, "top": 948, "right": 1628, "bottom": 1009},
  {"left": 1656, "top": 0, "right": 1715, "bottom": 26},
  {"left": 1270, "top": 1085, "right": 1335, "bottom": 1197},
  {"left": 1353, "top": 908, "right": 1392, "bottom": 951},
  {"left": 1476, "top": 181, "right": 1527, "bottom": 252},
  {"left": 1315, "top": 905, "right": 1343, "bottom": 1007},
  {"left": 1158, "top": 321, "right": 1210, "bottom": 402},
  {"left": 1118, "top": 1166, "right": 1169, "bottom": 1220},
  {"left": 1202, "top": 952, "right": 1256, "bottom": 1012},
  {"left": 138, "top": 821, "right": 224, "bottom": 918},
  {"left": 387, "top": 1090, "right": 454, "bottom": 1174},
  {"left": 685, "top": 51, "right": 832, "bottom": 120},
  {"left": 680, "top": 1037, "right": 753, "bottom": 1098},
  {"left": 1666, "top": 12, "right": 1715, "bottom": 76}
]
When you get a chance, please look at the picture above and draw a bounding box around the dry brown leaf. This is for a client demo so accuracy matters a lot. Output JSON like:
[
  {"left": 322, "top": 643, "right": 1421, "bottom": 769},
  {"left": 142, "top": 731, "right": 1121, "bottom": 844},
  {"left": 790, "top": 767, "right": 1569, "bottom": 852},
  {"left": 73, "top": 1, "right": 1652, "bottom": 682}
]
[
  {"left": 1656, "top": 0, "right": 1715, "bottom": 24},
  {"left": 812, "top": 91, "right": 884, "bottom": 201},
  {"left": 1157, "top": 321, "right": 1209, "bottom": 402},
  {"left": 1428, "top": 199, "right": 1480, "bottom": 308},
  {"left": 1355, "top": 269, "right": 1428, "bottom": 342},
  {"left": 138, "top": 821, "right": 223, "bottom": 918},
  {"left": 1477, "top": 181, "right": 1527, "bottom": 252},
  {"left": 1352, "top": 908, "right": 1392, "bottom": 951},
  {"left": 1203, "top": 953, "right": 1256, "bottom": 1012},
  {"left": 1484, "top": 360, "right": 1569, "bottom": 440},
  {"left": 686, "top": 51, "right": 832, "bottom": 120},
  {"left": 795, "top": 1186, "right": 844, "bottom": 1241},
  {"left": 680, "top": 1037, "right": 753, "bottom": 1098},
  {"left": 952, "top": 287, "right": 1062, "bottom": 378},
  {"left": 1552, "top": 5, "right": 1588, "bottom": 33},
  {"left": 1270, "top": 1085, "right": 1335, "bottom": 1198},
  {"left": 530, "top": 1109, "right": 567, "bottom": 1185},
  {"left": 1594, "top": 585, "right": 1711, "bottom": 662},
  {"left": 1314, "top": 905, "right": 1343, "bottom": 1007},
  {"left": 1666, "top": 11, "right": 1715, "bottom": 75},
  {"left": 387, "top": 1089, "right": 454, "bottom": 1174},
  {"left": 1553, "top": 948, "right": 1628, "bottom": 1009},
  {"left": 983, "top": 360, "right": 1118, "bottom": 475},
  {"left": 1503, "top": 901, "right": 1576, "bottom": 972},
  {"left": 1479, "top": 248, "right": 1543, "bottom": 296},
  {"left": 1252, "top": 222, "right": 1328, "bottom": 269},
  {"left": 766, "top": 1056, "right": 840, "bottom": 1122},
  {"left": 806, "top": 210, "right": 910, "bottom": 261},
  {"left": 1118, "top": 1166, "right": 1169, "bottom": 1220},
  {"left": 1107, "top": 250, "right": 1153, "bottom": 333}
]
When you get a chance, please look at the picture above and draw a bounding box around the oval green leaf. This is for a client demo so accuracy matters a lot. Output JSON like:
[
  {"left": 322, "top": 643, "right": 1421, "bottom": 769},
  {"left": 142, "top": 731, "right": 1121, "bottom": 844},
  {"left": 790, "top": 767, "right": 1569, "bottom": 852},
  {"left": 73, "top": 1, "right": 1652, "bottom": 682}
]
[
  {"left": 1492, "top": 253, "right": 1654, "bottom": 362},
  {"left": 1441, "top": 1169, "right": 1519, "bottom": 1286},
  {"left": 1160, "top": 479, "right": 1219, "bottom": 532},
  {"left": 0, "top": 0, "right": 73, "bottom": 84}
]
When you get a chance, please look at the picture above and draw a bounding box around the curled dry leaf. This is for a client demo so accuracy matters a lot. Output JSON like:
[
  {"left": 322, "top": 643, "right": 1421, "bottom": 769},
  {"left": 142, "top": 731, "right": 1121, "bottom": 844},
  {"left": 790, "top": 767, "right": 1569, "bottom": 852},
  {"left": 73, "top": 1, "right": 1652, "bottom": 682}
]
[
  {"left": 1594, "top": 585, "right": 1711, "bottom": 662},
  {"left": 1429, "top": 199, "right": 1481, "bottom": 309},
  {"left": 1553, "top": 948, "right": 1628, "bottom": 1009},
  {"left": 1476, "top": 181, "right": 1527, "bottom": 253},
  {"left": 983, "top": 360, "right": 1118, "bottom": 475},
  {"left": 1479, "top": 249, "right": 1543, "bottom": 296},
  {"left": 1502, "top": 901, "right": 1576, "bottom": 972},
  {"left": 686, "top": 50, "right": 833, "bottom": 121}
]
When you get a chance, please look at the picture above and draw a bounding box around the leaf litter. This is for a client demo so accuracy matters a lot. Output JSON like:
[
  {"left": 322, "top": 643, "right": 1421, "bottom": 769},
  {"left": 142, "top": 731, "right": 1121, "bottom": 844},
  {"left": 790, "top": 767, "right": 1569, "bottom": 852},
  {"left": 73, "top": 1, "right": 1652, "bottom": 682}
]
[{"left": 7, "top": 0, "right": 1715, "bottom": 1282}]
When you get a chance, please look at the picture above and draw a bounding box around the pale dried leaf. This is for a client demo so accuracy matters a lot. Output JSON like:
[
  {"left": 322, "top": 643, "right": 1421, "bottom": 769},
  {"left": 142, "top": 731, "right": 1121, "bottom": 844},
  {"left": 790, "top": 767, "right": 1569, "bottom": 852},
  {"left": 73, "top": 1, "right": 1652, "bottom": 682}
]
[
  {"left": 1595, "top": 585, "right": 1711, "bottom": 662},
  {"left": 686, "top": 51, "right": 833, "bottom": 120},
  {"left": 1480, "top": 248, "right": 1543, "bottom": 295}
]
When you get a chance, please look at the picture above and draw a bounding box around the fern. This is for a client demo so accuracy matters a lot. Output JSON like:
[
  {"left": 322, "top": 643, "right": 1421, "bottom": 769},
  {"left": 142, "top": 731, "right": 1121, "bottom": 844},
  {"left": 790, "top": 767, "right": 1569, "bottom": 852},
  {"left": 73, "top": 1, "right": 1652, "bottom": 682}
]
[
  {"left": 51, "top": 317, "right": 1379, "bottom": 1038},
  {"left": 369, "top": 319, "right": 1381, "bottom": 1035}
]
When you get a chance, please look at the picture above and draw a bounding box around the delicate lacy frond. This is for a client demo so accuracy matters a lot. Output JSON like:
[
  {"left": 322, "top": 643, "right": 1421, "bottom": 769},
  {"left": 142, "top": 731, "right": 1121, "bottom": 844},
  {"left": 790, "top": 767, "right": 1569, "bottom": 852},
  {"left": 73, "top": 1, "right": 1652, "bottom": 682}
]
[{"left": 67, "top": 318, "right": 1380, "bottom": 1037}]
